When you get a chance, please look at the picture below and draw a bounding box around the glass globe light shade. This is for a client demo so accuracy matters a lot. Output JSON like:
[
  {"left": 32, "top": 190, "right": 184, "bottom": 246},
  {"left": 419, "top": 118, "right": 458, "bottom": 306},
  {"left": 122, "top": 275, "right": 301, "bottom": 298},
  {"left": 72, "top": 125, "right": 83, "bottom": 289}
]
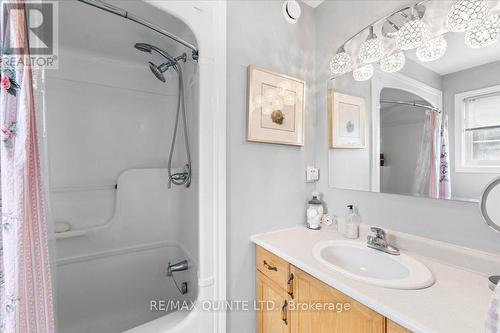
[
  {"left": 447, "top": 0, "right": 489, "bottom": 32},
  {"left": 380, "top": 51, "right": 406, "bottom": 73},
  {"left": 396, "top": 19, "right": 431, "bottom": 50},
  {"left": 416, "top": 35, "right": 448, "bottom": 62},
  {"left": 330, "top": 47, "right": 353, "bottom": 75},
  {"left": 358, "top": 27, "right": 384, "bottom": 64},
  {"left": 353, "top": 64, "right": 374, "bottom": 82},
  {"left": 465, "top": 15, "right": 500, "bottom": 48}
]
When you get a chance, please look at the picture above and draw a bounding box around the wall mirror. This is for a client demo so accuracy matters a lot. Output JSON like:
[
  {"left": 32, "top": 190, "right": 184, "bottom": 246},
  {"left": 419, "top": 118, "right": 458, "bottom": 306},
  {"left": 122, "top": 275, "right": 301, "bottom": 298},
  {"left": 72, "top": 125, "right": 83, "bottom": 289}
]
[
  {"left": 327, "top": 0, "right": 500, "bottom": 202},
  {"left": 480, "top": 177, "right": 500, "bottom": 232}
]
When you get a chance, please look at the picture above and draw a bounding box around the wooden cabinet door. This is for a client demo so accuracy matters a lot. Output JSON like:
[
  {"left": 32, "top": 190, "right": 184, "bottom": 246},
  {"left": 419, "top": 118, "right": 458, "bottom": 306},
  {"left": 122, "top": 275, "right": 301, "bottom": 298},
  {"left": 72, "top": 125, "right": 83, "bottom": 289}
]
[
  {"left": 387, "top": 319, "right": 412, "bottom": 333},
  {"left": 257, "top": 271, "right": 291, "bottom": 333},
  {"left": 291, "top": 267, "right": 385, "bottom": 333}
]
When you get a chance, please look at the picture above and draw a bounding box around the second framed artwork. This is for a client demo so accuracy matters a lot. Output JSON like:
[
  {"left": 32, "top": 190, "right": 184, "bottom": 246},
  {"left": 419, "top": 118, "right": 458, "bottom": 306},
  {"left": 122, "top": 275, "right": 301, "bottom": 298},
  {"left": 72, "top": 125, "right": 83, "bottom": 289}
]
[
  {"left": 247, "top": 65, "right": 305, "bottom": 146},
  {"left": 328, "top": 90, "right": 367, "bottom": 149}
]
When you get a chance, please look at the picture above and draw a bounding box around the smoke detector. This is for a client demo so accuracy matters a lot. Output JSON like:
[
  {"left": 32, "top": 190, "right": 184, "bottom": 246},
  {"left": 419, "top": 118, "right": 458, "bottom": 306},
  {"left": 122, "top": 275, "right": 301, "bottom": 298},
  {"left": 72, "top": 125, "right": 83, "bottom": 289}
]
[{"left": 282, "top": 0, "right": 301, "bottom": 24}]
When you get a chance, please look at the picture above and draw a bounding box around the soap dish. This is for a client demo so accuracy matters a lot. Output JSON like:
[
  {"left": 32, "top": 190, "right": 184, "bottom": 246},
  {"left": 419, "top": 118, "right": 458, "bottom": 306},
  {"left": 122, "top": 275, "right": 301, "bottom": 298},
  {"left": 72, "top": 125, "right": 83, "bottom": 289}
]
[{"left": 489, "top": 276, "right": 500, "bottom": 291}]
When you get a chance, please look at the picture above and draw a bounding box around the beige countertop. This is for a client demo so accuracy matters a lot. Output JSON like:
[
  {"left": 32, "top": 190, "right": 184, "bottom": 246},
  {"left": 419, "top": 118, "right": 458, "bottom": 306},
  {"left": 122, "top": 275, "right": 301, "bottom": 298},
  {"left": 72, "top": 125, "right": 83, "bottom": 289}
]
[{"left": 251, "top": 226, "right": 496, "bottom": 333}]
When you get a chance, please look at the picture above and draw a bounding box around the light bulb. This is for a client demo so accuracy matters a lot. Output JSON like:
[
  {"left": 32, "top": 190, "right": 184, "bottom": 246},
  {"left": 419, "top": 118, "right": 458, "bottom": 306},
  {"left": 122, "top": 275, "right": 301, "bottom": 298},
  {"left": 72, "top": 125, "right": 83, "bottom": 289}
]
[
  {"left": 353, "top": 64, "right": 374, "bottom": 82},
  {"left": 380, "top": 51, "right": 406, "bottom": 73},
  {"left": 447, "top": 0, "right": 489, "bottom": 32},
  {"left": 358, "top": 26, "right": 384, "bottom": 64},
  {"left": 330, "top": 46, "right": 353, "bottom": 75},
  {"left": 416, "top": 35, "right": 448, "bottom": 62},
  {"left": 465, "top": 15, "right": 500, "bottom": 48},
  {"left": 396, "top": 18, "right": 431, "bottom": 50}
]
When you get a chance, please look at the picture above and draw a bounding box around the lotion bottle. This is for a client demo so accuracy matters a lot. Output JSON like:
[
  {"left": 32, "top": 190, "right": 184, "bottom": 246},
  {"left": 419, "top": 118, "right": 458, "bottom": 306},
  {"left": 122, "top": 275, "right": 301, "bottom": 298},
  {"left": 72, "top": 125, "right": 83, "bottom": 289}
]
[{"left": 345, "top": 205, "right": 361, "bottom": 239}]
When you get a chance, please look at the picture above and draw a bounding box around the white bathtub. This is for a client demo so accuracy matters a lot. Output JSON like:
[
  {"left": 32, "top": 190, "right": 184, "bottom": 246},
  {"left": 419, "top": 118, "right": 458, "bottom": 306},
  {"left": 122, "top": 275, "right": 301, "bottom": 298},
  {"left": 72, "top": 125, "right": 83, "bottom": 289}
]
[{"left": 56, "top": 242, "right": 197, "bottom": 333}]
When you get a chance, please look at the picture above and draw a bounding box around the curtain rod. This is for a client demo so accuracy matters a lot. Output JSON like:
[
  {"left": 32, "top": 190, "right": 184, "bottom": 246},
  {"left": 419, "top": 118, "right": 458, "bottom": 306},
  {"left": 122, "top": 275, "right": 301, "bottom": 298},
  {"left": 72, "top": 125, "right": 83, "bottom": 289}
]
[
  {"left": 380, "top": 100, "right": 441, "bottom": 113},
  {"left": 77, "top": 0, "right": 199, "bottom": 61}
]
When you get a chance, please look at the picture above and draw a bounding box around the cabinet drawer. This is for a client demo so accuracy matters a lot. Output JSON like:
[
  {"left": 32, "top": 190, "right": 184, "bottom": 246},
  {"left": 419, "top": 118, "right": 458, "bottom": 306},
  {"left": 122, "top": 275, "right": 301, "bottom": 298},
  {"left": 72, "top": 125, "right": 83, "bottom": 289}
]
[{"left": 256, "top": 246, "right": 290, "bottom": 290}]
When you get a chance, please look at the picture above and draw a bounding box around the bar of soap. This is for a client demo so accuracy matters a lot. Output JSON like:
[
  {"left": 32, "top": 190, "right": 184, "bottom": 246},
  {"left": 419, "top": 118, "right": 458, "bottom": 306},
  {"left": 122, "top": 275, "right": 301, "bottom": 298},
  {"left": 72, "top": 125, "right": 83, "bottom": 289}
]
[{"left": 55, "top": 221, "right": 71, "bottom": 233}]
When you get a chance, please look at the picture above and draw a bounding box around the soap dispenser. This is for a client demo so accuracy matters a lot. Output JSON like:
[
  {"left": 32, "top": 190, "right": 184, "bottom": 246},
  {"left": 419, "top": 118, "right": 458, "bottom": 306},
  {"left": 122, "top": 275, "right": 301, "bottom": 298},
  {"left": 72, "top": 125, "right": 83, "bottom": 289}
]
[
  {"left": 345, "top": 204, "right": 361, "bottom": 239},
  {"left": 306, "top": 192, "right": 324, "bottom": 230}
]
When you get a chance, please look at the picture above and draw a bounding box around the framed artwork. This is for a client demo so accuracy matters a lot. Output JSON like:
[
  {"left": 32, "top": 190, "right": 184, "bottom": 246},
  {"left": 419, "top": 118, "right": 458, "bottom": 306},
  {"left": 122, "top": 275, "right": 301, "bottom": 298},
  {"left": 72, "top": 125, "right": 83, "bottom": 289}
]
[
  {"left": 247, "top": 65, "right": 305, "bottom": 146},
  {"left": 328, "top": 90, "right": 366, "bottom": 148}
]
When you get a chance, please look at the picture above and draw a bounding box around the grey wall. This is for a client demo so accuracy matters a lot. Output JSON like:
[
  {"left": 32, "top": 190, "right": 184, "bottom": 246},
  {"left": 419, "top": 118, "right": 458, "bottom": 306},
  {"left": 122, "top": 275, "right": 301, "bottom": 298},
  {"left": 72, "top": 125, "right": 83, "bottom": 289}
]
[
  {"left": 442, "top": 61, "right": 500, "bottom": 200},
  {"left": 226, "top": 1, "right": 500, "bottom": 331},
  {"left": 226, "top": 2, "right": 316, "bottom": 332},
  {"left": 315, "top": 1, "right": 500, "bottom": 254}
]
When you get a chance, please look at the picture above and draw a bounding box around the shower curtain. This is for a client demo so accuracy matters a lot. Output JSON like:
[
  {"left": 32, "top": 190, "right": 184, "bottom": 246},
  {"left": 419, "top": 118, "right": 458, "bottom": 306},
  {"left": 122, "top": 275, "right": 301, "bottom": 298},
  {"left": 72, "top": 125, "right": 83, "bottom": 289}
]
[
  {"left": 412, "top": 111, "right": 451, "bottom": 199},
  {"left": 0, "top": 1, "right": 55, "bottom": 332}
]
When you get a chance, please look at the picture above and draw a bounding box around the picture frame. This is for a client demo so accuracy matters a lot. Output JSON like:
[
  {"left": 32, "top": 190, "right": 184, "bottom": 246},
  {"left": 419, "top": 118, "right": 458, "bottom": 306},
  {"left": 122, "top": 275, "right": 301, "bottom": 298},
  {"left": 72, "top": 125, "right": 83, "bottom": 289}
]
[
  {"left": 328, "top": 89, "right": 367, "bottom": 149},
  {"left": 247, "top": 65, "right": 305, "bottom": 146}
]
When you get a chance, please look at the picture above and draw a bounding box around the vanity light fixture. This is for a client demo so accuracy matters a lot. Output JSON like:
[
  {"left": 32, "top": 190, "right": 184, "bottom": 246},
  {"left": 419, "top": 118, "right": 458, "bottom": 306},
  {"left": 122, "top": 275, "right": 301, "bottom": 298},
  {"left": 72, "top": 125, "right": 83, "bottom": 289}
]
[
  {"left": 447, "top": 0, "right": 489, "bottom": 32},
  {"left": 353, "top": 63, "right": 374, "bottom": 82},
  {"left": 396, "top": 10, "right": 431, "bottom": 50},
  {"left": 465, "top": 15, "right": 500, "bottom": 48},
  {"left": 380, "top": 51, "right": 406, "bottom": 73},
  {"left": 329, "top": 1, "right": 500, "bottom": 82},
  {"left": 330, "top": 45, "right": 353, "bottom": 75},
  {"left": 416, "top": 34, "right": 448, "bottom": 62},
  {"left": 358, "top": 26, "right": 385, "bottom": 64}
]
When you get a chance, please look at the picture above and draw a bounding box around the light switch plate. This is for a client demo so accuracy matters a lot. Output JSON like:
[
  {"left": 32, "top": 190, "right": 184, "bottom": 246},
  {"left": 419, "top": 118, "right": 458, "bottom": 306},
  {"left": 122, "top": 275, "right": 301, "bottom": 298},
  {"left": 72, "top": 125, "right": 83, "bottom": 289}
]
[{"left": 306, "top": 166, "right": 319, "bottom": 182}]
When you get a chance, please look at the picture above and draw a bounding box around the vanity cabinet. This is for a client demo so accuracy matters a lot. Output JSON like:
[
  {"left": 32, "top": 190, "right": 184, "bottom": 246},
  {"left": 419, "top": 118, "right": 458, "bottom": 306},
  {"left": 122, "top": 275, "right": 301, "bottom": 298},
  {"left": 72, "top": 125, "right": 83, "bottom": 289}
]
[{"left": 256, "top": 246, "right": 412, "bottom": 333}]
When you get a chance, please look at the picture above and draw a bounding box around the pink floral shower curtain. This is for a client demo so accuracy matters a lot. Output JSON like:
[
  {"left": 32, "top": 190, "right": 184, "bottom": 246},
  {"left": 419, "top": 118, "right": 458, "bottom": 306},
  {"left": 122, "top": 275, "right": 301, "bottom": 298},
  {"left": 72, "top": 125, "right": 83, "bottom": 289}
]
[{"left": 0, "top": 1, "right": 55, "bottom": 332}]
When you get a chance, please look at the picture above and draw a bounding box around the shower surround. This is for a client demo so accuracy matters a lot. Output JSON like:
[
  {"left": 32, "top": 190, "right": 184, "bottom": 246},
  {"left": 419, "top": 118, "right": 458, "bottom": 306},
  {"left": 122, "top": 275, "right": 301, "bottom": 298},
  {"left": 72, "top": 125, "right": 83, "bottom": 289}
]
[{"left": 41, "top": 1, "right": 203, "bottom": 331}]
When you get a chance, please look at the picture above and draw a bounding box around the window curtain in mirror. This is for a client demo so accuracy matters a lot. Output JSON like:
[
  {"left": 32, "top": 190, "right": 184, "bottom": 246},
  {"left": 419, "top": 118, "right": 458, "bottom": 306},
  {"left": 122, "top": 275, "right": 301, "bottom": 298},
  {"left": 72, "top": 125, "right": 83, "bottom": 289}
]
[
  {"left": 412, "top": 112, "right": 451, "bottom": 199},
  {"left": 0, "top": 1, "right": 55, "bottom": 332}
]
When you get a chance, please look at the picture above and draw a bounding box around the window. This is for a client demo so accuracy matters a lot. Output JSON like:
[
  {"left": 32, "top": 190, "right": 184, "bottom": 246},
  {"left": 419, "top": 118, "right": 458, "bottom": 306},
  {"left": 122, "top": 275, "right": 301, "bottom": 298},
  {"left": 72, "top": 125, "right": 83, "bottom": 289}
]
[{"left": 455, "top": 86, "right": 500, "bottom": 173}]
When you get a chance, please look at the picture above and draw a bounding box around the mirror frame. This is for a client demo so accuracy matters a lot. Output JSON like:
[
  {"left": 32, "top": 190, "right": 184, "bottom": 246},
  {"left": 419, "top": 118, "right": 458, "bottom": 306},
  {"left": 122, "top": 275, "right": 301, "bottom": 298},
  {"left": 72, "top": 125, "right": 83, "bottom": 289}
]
[{"left": 480, "top": 176, "right": 500, "bottom": 233}]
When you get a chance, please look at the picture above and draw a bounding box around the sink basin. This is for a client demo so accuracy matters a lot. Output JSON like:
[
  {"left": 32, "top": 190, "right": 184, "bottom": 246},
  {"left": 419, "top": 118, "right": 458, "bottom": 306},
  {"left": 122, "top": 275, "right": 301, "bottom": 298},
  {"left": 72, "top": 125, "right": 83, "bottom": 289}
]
[{"left": 312, "top": 240, "right": 434, "bottom": 289}]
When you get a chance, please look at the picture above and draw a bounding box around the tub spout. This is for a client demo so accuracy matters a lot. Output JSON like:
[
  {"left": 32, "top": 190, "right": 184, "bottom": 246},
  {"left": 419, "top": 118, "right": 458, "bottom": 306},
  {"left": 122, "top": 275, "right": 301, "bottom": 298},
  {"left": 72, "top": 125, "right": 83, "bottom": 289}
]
[{"left": 167, "top": 260, "right": 188, "bottom": 276}]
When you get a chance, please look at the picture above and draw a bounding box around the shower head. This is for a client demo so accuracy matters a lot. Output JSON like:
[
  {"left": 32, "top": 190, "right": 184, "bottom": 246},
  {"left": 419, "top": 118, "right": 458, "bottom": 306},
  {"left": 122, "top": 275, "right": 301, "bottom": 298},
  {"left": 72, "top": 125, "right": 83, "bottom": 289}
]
[
  {"left": 134, "top": 42, "right": 176, "bottom": 63},
  {"left": 135, "top": 42, "right": 188, "bottom": 83},
  {"left": 149, "top": 61, "right": 168, "bottom": 82},
  {"left": 134, "top": 43, "right": 153, "bottom": 53}
]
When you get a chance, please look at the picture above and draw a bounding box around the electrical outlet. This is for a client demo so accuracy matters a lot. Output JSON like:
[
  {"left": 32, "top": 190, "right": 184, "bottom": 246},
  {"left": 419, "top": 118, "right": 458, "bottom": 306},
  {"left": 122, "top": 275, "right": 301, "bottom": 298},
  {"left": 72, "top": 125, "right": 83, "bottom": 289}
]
[{"left": 306, "top": 166, "right": 319, "bottom": 182}]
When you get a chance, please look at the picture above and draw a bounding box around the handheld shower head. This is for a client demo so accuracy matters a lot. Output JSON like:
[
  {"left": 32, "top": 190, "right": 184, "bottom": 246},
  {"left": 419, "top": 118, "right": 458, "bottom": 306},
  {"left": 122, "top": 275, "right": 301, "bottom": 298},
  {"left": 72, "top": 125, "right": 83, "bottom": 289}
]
[{"left": 134, "top": 43, "right": 153, "bottom": 53}]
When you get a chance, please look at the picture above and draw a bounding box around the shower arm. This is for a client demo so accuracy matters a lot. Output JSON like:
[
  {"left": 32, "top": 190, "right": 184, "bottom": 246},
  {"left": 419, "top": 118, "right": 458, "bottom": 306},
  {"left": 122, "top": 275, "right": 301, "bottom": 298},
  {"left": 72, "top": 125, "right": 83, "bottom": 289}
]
[{"left": 77, "top": 0, "right": 199, "bottom": 61}]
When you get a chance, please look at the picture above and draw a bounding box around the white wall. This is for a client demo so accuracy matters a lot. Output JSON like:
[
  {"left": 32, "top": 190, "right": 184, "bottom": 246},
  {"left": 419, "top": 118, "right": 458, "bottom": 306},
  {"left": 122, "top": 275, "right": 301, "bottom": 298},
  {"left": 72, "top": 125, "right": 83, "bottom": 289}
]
[
  {"left": 315, "top": 0, "right": 500, "bottom": 254},
  {"left": 226, "top": 2, "right": 500, "bottom": 331},
  {"left": 226, "top": 1, "right": 316, "bottom": 331}
]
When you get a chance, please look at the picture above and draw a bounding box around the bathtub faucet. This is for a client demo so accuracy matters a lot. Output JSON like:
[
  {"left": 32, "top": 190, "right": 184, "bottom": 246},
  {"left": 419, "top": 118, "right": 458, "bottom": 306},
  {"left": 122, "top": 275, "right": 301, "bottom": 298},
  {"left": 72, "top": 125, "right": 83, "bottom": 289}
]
[{"left": 167, "top": 260, "right": 189, "bottom": 276}]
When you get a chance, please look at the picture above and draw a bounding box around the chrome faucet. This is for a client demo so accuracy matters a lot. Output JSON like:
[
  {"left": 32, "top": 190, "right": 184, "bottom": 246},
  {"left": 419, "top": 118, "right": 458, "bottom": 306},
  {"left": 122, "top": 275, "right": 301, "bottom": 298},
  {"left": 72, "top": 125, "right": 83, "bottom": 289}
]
[{"left": 367, "top": 227, "right": 399, "bottom": 255}]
